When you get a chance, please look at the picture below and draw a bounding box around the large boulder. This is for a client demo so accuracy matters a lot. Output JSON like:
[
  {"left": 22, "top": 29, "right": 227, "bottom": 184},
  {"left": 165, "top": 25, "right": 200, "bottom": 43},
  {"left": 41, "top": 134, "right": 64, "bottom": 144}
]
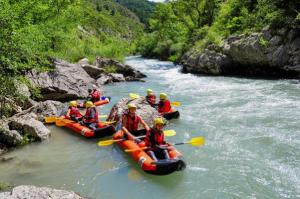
[
  {"left": 0, "top": 122, "right": 23, "bottom": 148},
  {"left": 0, "top": 185, "right": 85, "bottom": 199},
  {"left": 15, "top": 100, "right": 64, "bottom": 122},
  {"left": 182, "top": 49, "right": 232, "bottom": 75},
  {"left": 94, "top": 57, "right": 146, "bottom": 78},
  {"left": 107, "top": 97, "right": 160, "bottom": 128},
  {"left": 181, "top": 27, "right": 300, "bottom": 78},
  {"left": 26, "top": 59, "right": 102, "bottom": 102},
  {"left": 9, "top": 113, "right": 50, "bottom": 141},
  {"left": 0, "top": 101, "right": 63, "bottom": 154}
]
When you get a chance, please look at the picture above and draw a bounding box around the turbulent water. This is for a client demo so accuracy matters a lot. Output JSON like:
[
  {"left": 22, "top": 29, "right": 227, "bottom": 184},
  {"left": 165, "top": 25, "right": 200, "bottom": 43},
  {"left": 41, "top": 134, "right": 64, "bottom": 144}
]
[{"left": 1, "top": 56, "right": 300, "bottom": 199}]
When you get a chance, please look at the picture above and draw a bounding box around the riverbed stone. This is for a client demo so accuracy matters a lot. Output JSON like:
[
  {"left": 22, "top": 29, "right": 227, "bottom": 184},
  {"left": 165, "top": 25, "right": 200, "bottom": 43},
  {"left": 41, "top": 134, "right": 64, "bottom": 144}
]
[
  {"left": 0, "top": 185, "right": 86, "bottom": 199},
  {"left": 107, "top": 97, "right": 160, "bottom": 128},
  {"left": 26, "top": 59, "right": 101, "bottom": 102}
]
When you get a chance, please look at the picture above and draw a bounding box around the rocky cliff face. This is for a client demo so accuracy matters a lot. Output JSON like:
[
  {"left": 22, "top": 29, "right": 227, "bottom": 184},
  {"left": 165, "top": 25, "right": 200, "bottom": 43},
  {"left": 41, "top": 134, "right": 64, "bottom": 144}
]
[{"left": 181, "top": 27, "right": 300, "bottom": 78}]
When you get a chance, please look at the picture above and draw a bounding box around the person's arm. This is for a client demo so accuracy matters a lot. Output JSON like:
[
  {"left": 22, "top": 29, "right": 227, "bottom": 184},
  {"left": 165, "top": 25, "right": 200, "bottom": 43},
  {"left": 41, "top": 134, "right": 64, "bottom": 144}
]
[
  {"left": 66, "top": 109, "right": 71, "bottom": 117},
  {"left": 140, "top": 118, "right": 150, "bottom": 132}
]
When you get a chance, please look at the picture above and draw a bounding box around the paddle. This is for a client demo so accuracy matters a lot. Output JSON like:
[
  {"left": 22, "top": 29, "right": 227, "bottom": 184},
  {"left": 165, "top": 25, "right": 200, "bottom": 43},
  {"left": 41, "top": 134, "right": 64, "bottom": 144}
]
[
  {"left": 97, "top": 130, "right": 176, "bottom": 147},
  {"left": 45, "top": 115, "right": 108, "bottom": 124},
  {"left": 125, "top": 136, "right": 205, "bottom": 153},
  {"left": 129, "top": 93, "right": 181, "bottom": 107}
]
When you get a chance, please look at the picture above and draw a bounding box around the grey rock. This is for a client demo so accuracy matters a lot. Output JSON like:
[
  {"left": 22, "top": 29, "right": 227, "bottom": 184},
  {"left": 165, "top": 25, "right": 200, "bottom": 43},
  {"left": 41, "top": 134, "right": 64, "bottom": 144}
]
[
  {"left": 77, "top": 58, "right": 90, "bottom": 66},
  {"left": 26, "top": 59, "right": 101, "bottom": 101},
  {"left": 9, "top": 115, "right": 50, "bottom": 141},
  {"left": 94, "top": 57, "right": 146, "bottom": 78},
  {"left": 82, "top": 64, "right": 105, "bottom": 79},
  {"left": 15, "top": 100, "right": 64, "bottom": 122},
  {"left": 0, "top": 185, "right": 85, "bottom": 199},
  {"left": 96, "top": 73, "right": 126, "bottom": 85},
  {"left": 0, "top": 122, "right": 23, "bottom": 147},
  {"left": 107, "top": 97, "right": 160, "bottom": 128},
  {"left": 182, "top": 49, "right": 231, "bottom": 75},
  {"left": 181, "top": 27, "right": 300, "bottom": 78}
]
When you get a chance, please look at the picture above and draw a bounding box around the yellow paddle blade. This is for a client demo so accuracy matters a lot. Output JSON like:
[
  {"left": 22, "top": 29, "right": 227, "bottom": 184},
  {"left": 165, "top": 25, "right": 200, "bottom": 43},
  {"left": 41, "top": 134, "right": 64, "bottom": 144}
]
[
  {"left": 98, "top": 139, "right": 117, "bottom": 147},
  {"left": 99, "top": 115, "right": 108, "bottom": 119},
  {"left": 188, "top": 137, "right": 205, "bottom": 146},
  {"left": 103, "top": 121, "right": 116, "bottom": 125},
  {"left": 44, "top": 116, "right": 57, "bottom": 123},
  {"left": 163, "top": 130, "right": 176, "bottom": 137},
  {"left": 171, "top": 101, "right": 181, "bottom": 107},
  {"left": 129, "top": 93, "right": 140, "bottom": 99}
]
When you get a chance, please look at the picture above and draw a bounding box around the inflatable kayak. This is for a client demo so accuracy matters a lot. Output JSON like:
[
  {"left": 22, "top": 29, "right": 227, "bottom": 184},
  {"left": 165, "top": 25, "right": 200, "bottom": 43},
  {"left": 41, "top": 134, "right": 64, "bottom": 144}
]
[
  {"left": 162, "top": 110, "right": 180, "bottom": 120},
  {"left": 61, "top": 118, "right": 116, "bottom": 138},
  {"left": 113, "top": 130, "right": 186, "bottom": 175},
  {"left": 78, "top": 97, "right": 111, "bottom": 108}
]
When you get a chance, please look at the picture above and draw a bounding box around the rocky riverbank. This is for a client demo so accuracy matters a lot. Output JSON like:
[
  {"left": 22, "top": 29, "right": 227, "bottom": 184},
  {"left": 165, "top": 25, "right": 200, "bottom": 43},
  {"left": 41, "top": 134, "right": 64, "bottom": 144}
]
[
  {"left": 0, "top": 57, "right": 146, "bottom": 155},
  {"left": 181, "top": 27, "right": 300, "bottom": 79},
  {"left": 0, "top": 185, "right": 85, "bottom": 199}
]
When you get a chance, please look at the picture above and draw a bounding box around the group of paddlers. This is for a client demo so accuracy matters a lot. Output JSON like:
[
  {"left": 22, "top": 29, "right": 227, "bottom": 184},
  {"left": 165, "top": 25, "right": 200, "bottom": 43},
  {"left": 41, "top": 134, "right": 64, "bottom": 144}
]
[{"left": 64, "top": 87, "right": 175, "bottom": 161}]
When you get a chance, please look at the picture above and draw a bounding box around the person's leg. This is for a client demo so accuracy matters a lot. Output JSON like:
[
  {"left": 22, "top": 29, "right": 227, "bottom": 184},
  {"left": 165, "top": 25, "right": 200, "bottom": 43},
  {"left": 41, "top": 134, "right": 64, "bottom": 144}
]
[
  {"left": 163, "top": 149, "right": 170, "bottom": 159},
  {"left": 89, "top": 123, "right": 97, "bottom": 131},
  {"left": 148, "top": 151, "right": 158, "bottom": 161}
]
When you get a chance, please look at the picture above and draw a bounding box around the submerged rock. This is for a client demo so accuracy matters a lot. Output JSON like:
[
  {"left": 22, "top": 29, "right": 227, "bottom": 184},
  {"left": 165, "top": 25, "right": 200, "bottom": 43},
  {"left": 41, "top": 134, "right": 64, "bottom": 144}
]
[
  {"left": 26, "top": 59, "right": 101, "bottom": 102},
  {"left": 0, "top": 185, "right": 85, "bottom": 199},
  {"left": 107, "top": 97, "right": 160, "bottom": 128}
]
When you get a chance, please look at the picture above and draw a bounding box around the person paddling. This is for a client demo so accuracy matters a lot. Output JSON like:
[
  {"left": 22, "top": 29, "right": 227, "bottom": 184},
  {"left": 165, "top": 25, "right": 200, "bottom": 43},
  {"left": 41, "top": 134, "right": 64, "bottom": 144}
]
[
  {"left": 122, "top": 103, "right": 150, "bottom": 138},
  {"left": 66, "top": 101, "right": 82, "bottom": 122},
  {"left": 82, "top": 101, "right": 99, "bottom": 130},
  {"left": 158, "top": 93, "right": 172, "bottom": 113},
  {"left": 145, "top": 117, "right": 170, "bottom": 161},
  {"left": 88, "top": 85, "right": 102, "bottom": 103},
  {"left": 146, "top": 89, "right": 157, "bottom": 107}
]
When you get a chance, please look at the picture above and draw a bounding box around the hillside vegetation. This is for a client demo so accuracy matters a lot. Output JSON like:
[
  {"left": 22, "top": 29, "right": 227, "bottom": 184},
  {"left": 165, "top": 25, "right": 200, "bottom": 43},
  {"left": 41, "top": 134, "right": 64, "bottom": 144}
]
[
  {"left": 114, "top": 0, "right": 156, "bottom": 24},
  {"left": 138, "top": 0, "right": 300, "bottom": 61},
  {"left": 0, "top": 0, "right": 143, "bottom": 117}
]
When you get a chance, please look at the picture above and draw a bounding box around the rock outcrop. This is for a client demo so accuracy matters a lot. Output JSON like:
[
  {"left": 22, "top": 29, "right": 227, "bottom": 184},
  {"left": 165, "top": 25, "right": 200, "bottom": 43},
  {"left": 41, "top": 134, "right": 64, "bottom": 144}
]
[
  {"left": 0, "top": 185, "right": 85, "bottom": 199},
  {"left": 94, "top": 57, "right": 146, "bottom": 78},
  {"left": 0, "top": 101, "right": 63, "bottom": 154},
  {"left": 26, "top": 59, "right": 101, "bottom": 102},
  {"left": 107, "top": 97, "right": 160, "bottom": 128},
  {"left": 181, "top": 27, "right": 300, "bottom": 78}
]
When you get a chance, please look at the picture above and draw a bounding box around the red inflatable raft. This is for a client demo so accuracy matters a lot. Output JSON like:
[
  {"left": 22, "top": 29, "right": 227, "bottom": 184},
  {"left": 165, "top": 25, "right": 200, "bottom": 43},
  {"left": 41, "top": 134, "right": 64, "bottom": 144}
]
[
  {"left": 61, "top": 118, "right": 116, "bottom": 138},
  {"left": 78, "top": 98, "right": 110, "bottom": 108},
  {"left": 113, "top": 130, "right": 186, "bottom": 175}
]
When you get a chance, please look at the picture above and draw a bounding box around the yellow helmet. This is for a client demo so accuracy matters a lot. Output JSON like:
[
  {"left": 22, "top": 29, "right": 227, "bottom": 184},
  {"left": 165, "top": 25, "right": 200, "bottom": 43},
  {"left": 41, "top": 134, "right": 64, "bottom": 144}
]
[
  {"left": 147, "top": 89, "right": 153, "bottom": 96},
  {"left": 128, "top": 103, "right": 137, "bottom": 109},
  {"left": 69, "top": 101, "right": 77, "bottom": 107},
  {"left": 154, "top": 117, "right": 165, "bottom": 125},
  {"left": 85, "top": 101, "right": 95, "bottom": 108},
  {"left": 160, "top": 93, "right": 167, "bottom": 100}
]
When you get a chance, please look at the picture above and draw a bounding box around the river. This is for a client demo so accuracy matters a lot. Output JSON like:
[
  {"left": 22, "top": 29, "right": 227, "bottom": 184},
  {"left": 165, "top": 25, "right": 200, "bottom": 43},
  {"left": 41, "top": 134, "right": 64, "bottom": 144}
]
[{"left": 0, "top": 56, "right": 299, "bottom": 199}]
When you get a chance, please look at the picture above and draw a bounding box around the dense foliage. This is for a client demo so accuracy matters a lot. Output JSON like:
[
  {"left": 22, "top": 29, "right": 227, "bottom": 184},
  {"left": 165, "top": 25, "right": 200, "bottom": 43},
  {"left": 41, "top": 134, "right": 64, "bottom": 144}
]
[
  {"left": 138, "top": 0, "right": 300, "bottom": 61},
  {"left": 114, "top": 0, "right": 156, "bottom": 24},
  {"left": 0, "top": 0, "right": 143, "bottom": 117}
]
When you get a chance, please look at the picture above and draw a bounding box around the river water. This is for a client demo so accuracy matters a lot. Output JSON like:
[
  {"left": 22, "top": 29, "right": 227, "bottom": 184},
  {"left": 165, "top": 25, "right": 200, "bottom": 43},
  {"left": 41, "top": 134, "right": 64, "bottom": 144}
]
[{"left": 0, "top": 56, "right": 299, "bottom": 199}]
